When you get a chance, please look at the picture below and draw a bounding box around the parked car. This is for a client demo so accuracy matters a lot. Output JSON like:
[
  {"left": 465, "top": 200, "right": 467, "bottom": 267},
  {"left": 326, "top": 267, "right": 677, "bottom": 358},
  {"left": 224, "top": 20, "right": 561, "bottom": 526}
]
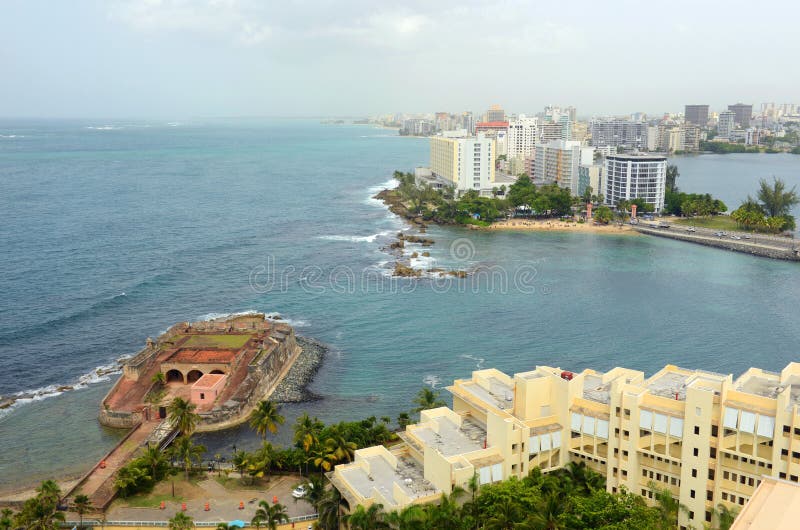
[{"left": 293, "top": 484, "right": 311, "bottom": 499}]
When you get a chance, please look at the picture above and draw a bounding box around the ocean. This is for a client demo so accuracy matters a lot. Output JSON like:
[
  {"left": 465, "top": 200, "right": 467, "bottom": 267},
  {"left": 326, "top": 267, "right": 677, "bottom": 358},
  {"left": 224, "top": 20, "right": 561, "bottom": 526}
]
[{"left": 1, "top": 119, "right": 799, "bottom": 490}]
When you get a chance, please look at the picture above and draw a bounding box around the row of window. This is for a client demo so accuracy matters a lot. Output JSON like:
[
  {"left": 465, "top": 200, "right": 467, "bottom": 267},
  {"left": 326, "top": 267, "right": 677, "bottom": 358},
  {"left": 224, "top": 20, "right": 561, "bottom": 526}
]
[
  {"left": 723, "top": 470, "right": 759, "bottom": 488},
  {"left": 641, "top": 467, "right": 680, "bottom": 486}
]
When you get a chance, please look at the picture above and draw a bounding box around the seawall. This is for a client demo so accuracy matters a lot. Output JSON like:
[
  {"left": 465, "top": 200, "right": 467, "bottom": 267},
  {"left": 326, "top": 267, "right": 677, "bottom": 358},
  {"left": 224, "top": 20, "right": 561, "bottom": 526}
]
[{"left": 634, "top": 225, "right": 800, "bottom": 261}]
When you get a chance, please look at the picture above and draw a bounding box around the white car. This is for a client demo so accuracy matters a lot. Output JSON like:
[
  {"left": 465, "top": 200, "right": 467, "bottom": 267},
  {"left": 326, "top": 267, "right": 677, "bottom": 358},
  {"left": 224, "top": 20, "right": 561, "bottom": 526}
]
[{"left": 292, "top": 484, "right": 309, "bottom": 499}]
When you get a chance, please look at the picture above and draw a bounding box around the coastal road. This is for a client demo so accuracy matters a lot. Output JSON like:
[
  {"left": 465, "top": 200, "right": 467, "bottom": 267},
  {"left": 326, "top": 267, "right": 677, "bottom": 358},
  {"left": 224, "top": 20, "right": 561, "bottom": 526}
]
[{"left": 635, "top": 222, "right": 800, "bottom": 260}]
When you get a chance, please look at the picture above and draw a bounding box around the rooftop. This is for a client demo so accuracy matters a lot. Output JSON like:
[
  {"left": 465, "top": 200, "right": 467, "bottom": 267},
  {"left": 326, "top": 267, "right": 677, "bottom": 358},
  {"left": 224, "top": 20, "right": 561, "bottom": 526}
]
[
  {"left": 646, "top": 370, "right": 690, "bottom": 400},
  {"left": 412, "top": 417, "right": 486, "bottom": 457},
  {"left": 192, "top": 373, "right": 226, "bottom": 389},
  {"left": 166, "top": 348, "right": 239, "bottom": 364},
  {"left": 736, "top": 374, "right": 783, "bottom": 399},
  {"left": 337, "top": 454, "right": 438, "bottom": 509},
  {"left": 731, "top": 477, "right": 800, "bottom": 530},
  {"left": 583, "top": 374, "right": 611, "bottom": 404},
  {"left": 460, "top": 377, "right": 515, "bottom": 411}
]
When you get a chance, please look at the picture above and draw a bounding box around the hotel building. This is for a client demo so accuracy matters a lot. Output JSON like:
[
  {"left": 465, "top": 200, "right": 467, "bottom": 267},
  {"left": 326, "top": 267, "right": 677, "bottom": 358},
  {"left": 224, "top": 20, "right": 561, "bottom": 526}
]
[
  {"left": 533, "top": 140, "right": 593, "bottom": 196},
  {"left": 604, "top": 154, "right": 667, "bottom": 212},
  {"left": 506, "top": 116, "right": 538, "bottom": 161},
  {"left": 330, "top": 362, "right": 800, "bottom": 530},
  {"left": 429, "top": 133, "right": 496, "bottom": 194}
]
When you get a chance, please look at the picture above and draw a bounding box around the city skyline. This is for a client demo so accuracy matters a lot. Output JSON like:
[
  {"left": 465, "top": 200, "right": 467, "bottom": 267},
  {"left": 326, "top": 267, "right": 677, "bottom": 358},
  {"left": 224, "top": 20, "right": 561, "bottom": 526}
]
[{"left": 1, "top": 0, "right": 799, "bottom": 119}]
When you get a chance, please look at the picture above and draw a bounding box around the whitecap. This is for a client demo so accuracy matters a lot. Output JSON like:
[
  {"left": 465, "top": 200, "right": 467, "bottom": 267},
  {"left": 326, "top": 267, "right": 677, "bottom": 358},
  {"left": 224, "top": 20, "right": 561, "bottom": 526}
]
[
  {"left": 318, "top": 231, "right": 392, "bottom": 243},
  {"left": 423, "top": 374, "right": 441, "bottom": 388}
]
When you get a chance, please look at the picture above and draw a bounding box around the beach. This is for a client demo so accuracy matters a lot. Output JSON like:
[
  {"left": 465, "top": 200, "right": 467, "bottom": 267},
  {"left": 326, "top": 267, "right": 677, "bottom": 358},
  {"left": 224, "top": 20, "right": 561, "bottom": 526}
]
[{"left": 481, "top": 218, "right": 636, "bottom": 234}]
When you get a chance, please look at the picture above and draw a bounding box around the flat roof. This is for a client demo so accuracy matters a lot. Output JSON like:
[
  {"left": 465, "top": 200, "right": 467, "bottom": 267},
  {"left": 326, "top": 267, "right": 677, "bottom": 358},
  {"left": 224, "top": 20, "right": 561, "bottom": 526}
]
[
  {"left": 730, "top": 477, "right": 800, "bottom": 530},
  {"left": 412, "top": 417, "right": 486, "bottom": 457},
  {"left": 461, "top": 377, "right": 515, "bottom": 411},
  {"left": 646, "top": 371, "right": 690, "bottom": 400},
  {"left": 736, "top": 375, "right": 782, "bottom": 399},
  {"left": 338, "top": 455, "right": 437, "bottom": 509},
  {"left": 583, "top": 374, "right": 611, "bottom": 404},
  {"left": 192, "top": 373, "right": 226, "bottom": 389},
  {"left": 167, "top": 348, "right": 239, "bottom": 364}
]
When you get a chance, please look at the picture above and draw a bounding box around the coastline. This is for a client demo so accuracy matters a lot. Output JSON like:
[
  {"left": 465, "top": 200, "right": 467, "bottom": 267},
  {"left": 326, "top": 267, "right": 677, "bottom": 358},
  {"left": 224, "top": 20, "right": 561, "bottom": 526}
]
[
  {"left": 479, "top": 218, "right": 637, "bottom": 234},
  {"left": 0, "top": 336, "right": 328, "bottom": 502}
]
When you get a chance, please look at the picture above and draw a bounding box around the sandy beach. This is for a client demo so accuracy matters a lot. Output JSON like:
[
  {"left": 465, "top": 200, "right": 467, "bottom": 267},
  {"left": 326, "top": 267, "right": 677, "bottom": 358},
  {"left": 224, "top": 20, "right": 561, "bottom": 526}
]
[{"left": 480, "top": 219, "right": 637, "bottom": 234}]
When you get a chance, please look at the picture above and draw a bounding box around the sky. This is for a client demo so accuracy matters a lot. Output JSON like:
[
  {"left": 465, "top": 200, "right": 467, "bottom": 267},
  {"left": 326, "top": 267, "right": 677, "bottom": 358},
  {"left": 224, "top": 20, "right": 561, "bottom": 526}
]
[{"left": 0, "top": 0, "right": 798, "bottom": 119}]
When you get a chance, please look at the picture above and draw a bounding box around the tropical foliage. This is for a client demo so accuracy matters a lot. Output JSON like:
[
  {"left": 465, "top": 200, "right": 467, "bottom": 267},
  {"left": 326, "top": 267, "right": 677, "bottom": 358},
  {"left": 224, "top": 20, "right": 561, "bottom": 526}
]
[
  {"left": 731, "top": 177, "right": 798, "bottom": 232},
  {"left": 252, "top": 500, "right": 289, "bottom": 530},
  {"left": 167, "top": 397, "right": 200, "bottom": 436},
  {"left": 12, "top": 481, "right": 65, "bottom": 530},
  {"left": 249, "top": 400, "right": 285, "bottom": 439}
]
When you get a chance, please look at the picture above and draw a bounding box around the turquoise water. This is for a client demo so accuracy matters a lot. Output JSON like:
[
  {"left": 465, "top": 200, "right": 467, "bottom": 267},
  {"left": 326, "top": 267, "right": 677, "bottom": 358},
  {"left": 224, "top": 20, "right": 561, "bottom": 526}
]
[{"left": 1, "top": 120, "right": 799, "bottom": 490}]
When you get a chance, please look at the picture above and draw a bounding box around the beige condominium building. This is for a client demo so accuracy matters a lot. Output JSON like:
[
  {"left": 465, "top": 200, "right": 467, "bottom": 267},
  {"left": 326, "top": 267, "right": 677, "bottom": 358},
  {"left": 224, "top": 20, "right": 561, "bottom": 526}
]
[{"left": 330, "top": 362, "right": 800, "bottom": 530}]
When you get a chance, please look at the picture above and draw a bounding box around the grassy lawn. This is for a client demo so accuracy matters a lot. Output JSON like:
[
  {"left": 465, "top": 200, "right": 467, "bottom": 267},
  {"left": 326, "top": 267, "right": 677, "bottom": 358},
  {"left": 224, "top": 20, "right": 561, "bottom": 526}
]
[
  {"left": 115, "top": 474, "right": 204, "bottom": 508},
  {"left": 181, "top": 334, "right": 252, "bottom": 349},
  {"left": 672, "top": 216, "right": 742, "bottom": 231},
  {"left": 214, "top": 475, "right": 282, "bottom": 491},
  {"left": 122, "top": 492, "right": 186, "bottom": 508}
]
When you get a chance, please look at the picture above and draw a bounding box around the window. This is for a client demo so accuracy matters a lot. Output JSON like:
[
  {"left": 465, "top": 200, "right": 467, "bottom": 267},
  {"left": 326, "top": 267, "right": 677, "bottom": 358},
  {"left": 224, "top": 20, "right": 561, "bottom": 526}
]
[
  {"left": 692, "top": 469, "right": 697, "bottom": 478},
  {"left": 689, "top": 511, "right": 694, "bottom": 520},
  {"left": 690, "top": 490, "right": 695, "bottom": 499},
  {"left": 707, "top": 490, "right": 713, "bottom": 501},
  {"left": 696, "top": 407, "right": 702, "bottom": 416},
  {"left": 705, "top": 511, "right": 712, "bottom": 523},
  {"left": 708, "top": 469, "right": 715, "bottom": 480},
  {"left": 792, "top": 475, "right": 799, "bottom": 483},
  {"left": 693, "top": 448, "right": 699, "bottom": 457},
  {"left": 711, "top": 425, "right": 719, "bottom": 437},
  {"left": 624, "top": 408, "right": 631, "bottom": 418},
  {"left": 710, "top": 447, "right": 717, "bottom": 459},
  {"left": 200, "top": 393, "right": 205, "bottom": 400},
  {"left": 694, "top": 426, "right": 700, "bottom": 435},
  {"left": 783, "top": 425, "right": 791, "bottom": 434}
]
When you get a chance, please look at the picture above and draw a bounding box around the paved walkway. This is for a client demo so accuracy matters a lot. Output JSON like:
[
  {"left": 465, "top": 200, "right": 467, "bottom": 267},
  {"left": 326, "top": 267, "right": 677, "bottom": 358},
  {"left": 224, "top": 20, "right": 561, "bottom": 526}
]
[{"left": 70, "top": 419, "right": 160, "bottom": 508}]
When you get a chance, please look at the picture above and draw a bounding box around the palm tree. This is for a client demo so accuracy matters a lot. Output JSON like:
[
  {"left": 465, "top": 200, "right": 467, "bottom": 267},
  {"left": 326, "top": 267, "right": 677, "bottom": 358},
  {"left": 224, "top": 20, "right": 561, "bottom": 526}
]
[
  {"left": 343, "top": 503, "right": 389, "bottom": 530},
  {"left": 412, "top": 387, "right": 445, "bottom": 413},
  {"left": 324, "top": 435, "right": 356, "bottom": 464},
  {"left": 386, "top": 504, "right": 427, "bottom": 530},
  {"left": 649, "top": 481, "right": 686, "bottom": 530},
  {"left": 313, "top": 446, "right": 338, "bottom": 472},
  {"left": 757, "top": 177, "right": 799, "bottom": 218},
  {"left": 519, "top": 493, "right": 566, "bottom": 530},
  {"left": 484, "top": 498, "right": 523, "bottom": 530},
  {"left": 168, "top": 512, "right": 193, "bottom": 530},
  {"left": 293, "top": 413, "right": 323, "bottom": 474},
  {"left": 231, "top": 449, "right": 249, "bottom": 483},
  {"left": 114, "top": 463, "right": 151, "bottom": 497},
  {"left": 169, "top": 436, "right": 206, "bottom": 480},
  {"left": 302, "top": 474, "right": 326, "bottom": 508},
  {"left": 140, "top": 443, "right": 169, "bottom": 482},
  {"left": 216, "top": 524, "right": 238, "bottom": 530},
  {"left": 315, "top": 485, "right": 343, "bottom": 530},
  {"left": 425, "top": 487, "right": 464, "bottom": 529},
  {"left": 715, "top": 503, "right": 739, "bottom": 530},
  {"left": 167, "top": 397, "right": 200, "bottom": 436},
  {"left": 36, "top": 480, "right": 61, "bottom": 506},
  {"left": 152, "top": 372, "right": 166, "bottom": 385},
  {"left": 0, "top": 509, "right": 13, "bottom": 530},
  {"left": 248, "top": 441, "right": 281, "bottom": 481},
  {"left": 249, "top": 400, "right": 285, "bottom": 439},
  {"left": 396, "top": 412, "right": 411, "bottom": 430},
  {"left": 252, "top": 500, "right": 289, "bottom": 530},
  {"left": 73, "top": 494, "right": 92, "bottom": 529}
]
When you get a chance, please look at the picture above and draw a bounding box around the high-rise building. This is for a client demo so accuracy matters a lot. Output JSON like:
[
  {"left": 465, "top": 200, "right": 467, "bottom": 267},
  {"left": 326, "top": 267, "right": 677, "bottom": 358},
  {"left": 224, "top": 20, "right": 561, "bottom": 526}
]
[
  {"left": 534, "top": 140, "right": 592, "bottom": 195},
  {"left": 330, "top": 361, "right": 800, "bottom": 530},
  {"left": 429, "top": 133, "right": 496, "bottom": 193},
  {"left": 486, "top": 104, "right": 505, "bottom": 122},
  {"left": 571, "top": 122, "right": 589, "bottom": 144},
  {"left": 685, "top": 105, "right": 710, "bottom": 126},
  {"left": 728, "top": 103, "right": 753, "bottom": 128},
  {"left": 506, "top": 115, "right": 539, "bottom": 161},
  {"left": 539, "top": 122, "right": 566, "bottom": 143},
  {"left": 604, "top": 153, "right": 667, "bottom": 211},
  {"left": 589, "top": 119, "right": 648, "bottom": 149},
  {"left": 460, "top": 112, "right": 475, "bottom": 134},
  {"left": 718, "top": 111, "right": 736, "bottom": 139}
]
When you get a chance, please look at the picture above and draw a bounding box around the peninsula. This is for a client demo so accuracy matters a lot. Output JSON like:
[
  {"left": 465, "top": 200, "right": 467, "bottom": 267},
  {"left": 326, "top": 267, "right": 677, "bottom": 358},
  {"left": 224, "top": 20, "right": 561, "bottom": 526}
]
[{"left": 100, "top": 313, "right": 301, "bottom": 430}]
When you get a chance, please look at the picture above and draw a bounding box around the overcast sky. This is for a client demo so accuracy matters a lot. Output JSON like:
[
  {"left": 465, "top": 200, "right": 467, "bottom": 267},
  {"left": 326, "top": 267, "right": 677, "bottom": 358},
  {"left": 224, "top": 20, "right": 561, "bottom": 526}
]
[{"left": 1, "top": 0, "right": 798, "bottom": 119}]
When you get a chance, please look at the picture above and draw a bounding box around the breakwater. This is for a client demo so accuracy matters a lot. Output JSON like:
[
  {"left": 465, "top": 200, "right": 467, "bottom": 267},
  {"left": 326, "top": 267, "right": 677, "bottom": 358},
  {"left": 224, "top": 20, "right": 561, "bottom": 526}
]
[
  {"left": 270, "top": 336, "right": 327, "bottom": 403},
  {"left": 634, "top": 225, "right": 800, "bottom": 261}
]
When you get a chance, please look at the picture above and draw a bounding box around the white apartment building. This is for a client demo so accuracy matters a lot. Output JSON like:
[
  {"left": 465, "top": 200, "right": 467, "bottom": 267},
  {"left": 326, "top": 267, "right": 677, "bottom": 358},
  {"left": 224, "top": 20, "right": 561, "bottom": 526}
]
[
  {"left": 533, "top": 140, "right": 593, "bottom": 196},
  {"left": 506, "top": 115, "right": 539, "bottom": 161},
  {"left": 430, "top": 133, "right": 496, "bottom": 194},
  {"left": 604, "top": 154, "right": 667, "bottom": 211},
  {"left": 718, "top": 111, "right": 736, "bottom": 139}
]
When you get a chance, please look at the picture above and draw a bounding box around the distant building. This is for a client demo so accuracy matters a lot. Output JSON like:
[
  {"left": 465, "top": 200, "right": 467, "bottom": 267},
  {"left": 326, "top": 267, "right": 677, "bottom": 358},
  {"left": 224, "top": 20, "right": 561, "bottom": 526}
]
[
  {"left": 402, "top": 118, "right": 434, "bottom": 136},
  {"left": 539, "top": 122, "right": 566, "bottom": 143},
  {"left": 429, "top": 133, "right": 496, "bottom": 194},
  {"left": 460, "top": 112, "right": 475, "bottom": 134},
  {"left": 534, "top": 140, "right": 592, "bottom": 195},
  {"left": 589, "top": 119, "right": 648, "bottom": 149},
  {"left": 578, "top": 164, "right": 602, "bottom": 198},
  {"left": 718, "top": 111, "right": 736, "bottom": 139},
  {"left": 604, "top": 153, "right": 667, "bottom": 211},
  {"left": 683, "top": 125, "right": 701, "bottom": 152},
  {"left": 571, "top": 122, "right": 589, "bottom": 144},
  {"left": 486, "top": 104, "right": 505, "bottom": 122},
  {"left": 728, "top": 103, "right": 753, "bottom": 128},
  {"left": 685, "top": 105, "right": 710, "bottom": 126},
  {"left": 646, "top": 126, "right": 659, "bottom": 151},
  {"left": 506, "top": 116, "right": 539, "bottom": 160}
]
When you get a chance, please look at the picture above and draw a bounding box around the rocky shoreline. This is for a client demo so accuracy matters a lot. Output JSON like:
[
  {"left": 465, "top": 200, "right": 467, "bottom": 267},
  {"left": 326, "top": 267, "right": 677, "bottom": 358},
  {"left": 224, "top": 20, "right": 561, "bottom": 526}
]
[{"left": 269, "top": 335, "right": 328, "bottom": 403}]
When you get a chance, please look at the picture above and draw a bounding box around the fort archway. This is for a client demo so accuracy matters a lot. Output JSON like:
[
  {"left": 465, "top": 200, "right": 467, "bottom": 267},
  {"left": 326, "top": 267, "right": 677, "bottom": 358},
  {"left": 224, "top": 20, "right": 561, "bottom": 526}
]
[
  {"left": 186, "top": 369, "right": 204, "bottom": 383},
  {"left": 210, "top": 369, "right": 226, "bottom": 375},
  {"left": 166, "top": 369, "right": 184, "bottom": 384}
]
